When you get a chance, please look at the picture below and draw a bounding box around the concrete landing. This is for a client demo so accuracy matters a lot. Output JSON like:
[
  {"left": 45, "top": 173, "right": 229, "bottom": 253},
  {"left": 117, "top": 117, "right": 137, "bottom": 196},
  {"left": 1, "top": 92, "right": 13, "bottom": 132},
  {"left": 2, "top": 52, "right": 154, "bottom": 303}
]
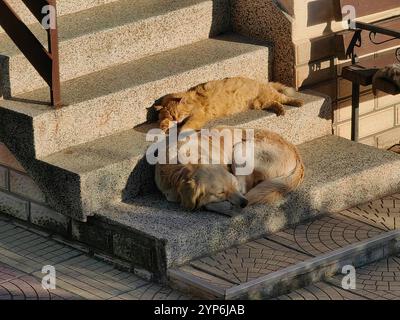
[{"left": 90, "top": 136, "right": 400, "bottom": 273}]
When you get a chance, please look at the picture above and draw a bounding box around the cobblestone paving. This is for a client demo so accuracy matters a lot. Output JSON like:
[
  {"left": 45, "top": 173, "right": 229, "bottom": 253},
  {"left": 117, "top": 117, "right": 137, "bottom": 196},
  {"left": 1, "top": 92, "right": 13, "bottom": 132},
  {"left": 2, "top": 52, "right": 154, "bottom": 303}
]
[
  {"left": 275, "top": 254, "right": 400, "bottom": 300},
  {"left": 0, "top": 215, "right": 189, "bottom": 300},
  {"left": 189, "top": 214, "right": 383, "bottom": 285},
  {"left": 266, "top": 214, "right": 383, "bottom": 256},
  {"left": 273, "top": 281, "right": 366, "bottom": 300},
  {"left": 342, "top": 193, "right": 400, "bottom": 231},
  {"left": 190, "top": 239, "right": 310, "bottom": 284},
  {"left": 1, "top": 194, "right": 400, "bottom": 300}
]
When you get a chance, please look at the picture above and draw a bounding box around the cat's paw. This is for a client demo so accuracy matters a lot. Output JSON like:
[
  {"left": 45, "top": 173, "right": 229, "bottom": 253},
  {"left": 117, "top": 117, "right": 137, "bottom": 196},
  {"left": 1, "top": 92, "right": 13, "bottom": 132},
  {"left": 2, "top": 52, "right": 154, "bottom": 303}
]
[
  {"left": 290, "top": 99, "right": 304, "bottom": 108},
  {"left": 275, "top": 108, "right": 286, "bottom": 116},
  {"left": 160, "top": 120, "right": 171, "bottom": 133}
]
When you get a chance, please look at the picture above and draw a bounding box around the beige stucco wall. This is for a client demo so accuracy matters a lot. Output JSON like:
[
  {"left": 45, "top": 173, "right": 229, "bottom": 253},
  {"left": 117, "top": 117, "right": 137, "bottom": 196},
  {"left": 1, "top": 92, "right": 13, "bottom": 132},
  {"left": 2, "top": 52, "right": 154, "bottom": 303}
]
[{"left": 231, "top": 0, "right": 400, "bottom": 149}]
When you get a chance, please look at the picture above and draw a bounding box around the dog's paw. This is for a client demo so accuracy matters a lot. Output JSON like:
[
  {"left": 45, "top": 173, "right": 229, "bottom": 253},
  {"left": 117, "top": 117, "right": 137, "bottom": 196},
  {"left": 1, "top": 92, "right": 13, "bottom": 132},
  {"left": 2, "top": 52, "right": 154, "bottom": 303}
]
[{"left": 205, "top": 202, "right": 244, "bottom": 217}]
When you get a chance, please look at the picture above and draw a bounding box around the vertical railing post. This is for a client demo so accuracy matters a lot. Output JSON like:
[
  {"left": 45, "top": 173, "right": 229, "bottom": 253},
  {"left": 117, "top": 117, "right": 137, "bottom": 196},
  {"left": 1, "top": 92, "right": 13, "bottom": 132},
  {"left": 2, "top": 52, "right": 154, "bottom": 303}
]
[
  {"left": 0, "top": 0, "right": 62, "bottom": 108},
  {"left": 351, "top": 83, "right": 360, "bottom": 142},
  {"left": 47, "top": 0, "right": 61, "bottom": 108}
]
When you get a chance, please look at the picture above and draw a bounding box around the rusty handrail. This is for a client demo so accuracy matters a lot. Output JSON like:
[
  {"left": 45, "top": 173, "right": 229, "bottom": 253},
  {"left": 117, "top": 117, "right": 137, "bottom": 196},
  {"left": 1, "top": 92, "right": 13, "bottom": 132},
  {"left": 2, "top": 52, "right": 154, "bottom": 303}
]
[{"left": 0, "top": 0, "right": 61, "bottom": 108}]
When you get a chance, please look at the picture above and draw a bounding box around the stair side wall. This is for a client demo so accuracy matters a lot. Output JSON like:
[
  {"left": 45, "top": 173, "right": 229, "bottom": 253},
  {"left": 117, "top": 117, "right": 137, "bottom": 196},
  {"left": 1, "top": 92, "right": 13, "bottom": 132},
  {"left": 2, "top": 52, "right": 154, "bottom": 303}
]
[{"left": 0, "top": 142, "right": 164, "bottom": 281}]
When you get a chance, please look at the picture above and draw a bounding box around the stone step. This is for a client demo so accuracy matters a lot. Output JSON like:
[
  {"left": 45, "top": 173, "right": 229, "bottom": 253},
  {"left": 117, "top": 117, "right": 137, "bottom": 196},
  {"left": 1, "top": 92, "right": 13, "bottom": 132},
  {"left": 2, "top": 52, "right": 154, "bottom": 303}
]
[
  {"left": 78, "top": 136, "right": 400, "bottom": 277},
  {"left": 169, "top": 213, "right": 400, "bottom": 299},
  {"left": 1, "top": 0, "right": 119, "bottom": 32},
  {"left": 0, "top": 34, "right": 269, "bottom": 159},
  {"left": 12, "top": 89, "right": 328, "bottom": 223},
  {"left": 0, "top": 0, "right": 230, "bottom": 96}
]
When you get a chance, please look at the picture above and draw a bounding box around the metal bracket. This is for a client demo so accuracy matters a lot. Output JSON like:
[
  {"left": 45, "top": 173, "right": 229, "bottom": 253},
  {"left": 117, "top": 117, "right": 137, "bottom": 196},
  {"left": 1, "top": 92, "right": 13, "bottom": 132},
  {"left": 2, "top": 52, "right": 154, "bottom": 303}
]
[{"left": 345, "top": 29, "right": 362, "bottom": 64}]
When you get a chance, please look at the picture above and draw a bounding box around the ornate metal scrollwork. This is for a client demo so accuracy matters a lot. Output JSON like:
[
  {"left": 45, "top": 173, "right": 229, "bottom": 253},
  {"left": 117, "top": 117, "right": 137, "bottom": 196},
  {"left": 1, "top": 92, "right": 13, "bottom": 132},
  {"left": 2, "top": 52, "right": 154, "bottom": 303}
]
[
  {"left": 369, "top": 32, "right": 400, "bottom": 63},
  {"left": 369, "top": 31, "right": 398, "bottom": 45}
]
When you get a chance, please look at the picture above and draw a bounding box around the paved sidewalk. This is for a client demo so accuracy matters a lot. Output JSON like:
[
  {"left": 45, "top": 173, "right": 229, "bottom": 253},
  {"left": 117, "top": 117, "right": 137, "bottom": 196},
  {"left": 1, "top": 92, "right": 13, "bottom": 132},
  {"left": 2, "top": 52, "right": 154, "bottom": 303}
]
[
  {"left": 0, "top": 214, "right": 189, "bottom": 300},
  {"left": 275, "top": 254, "right": 400, "bottom": 300},
  {"left": 0, "top": 194, "right": 399, "bottom": 300}
]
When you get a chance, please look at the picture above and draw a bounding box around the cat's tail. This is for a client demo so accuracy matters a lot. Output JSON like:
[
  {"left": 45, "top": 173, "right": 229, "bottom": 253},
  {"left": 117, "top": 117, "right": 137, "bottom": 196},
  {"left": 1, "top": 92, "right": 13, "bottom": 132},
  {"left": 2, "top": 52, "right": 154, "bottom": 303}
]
[
  {"left": 270, "top": 82, "right": 297, "bottom": 97},
  {"left": 246, "top": 157, "right": 305, "bottom": 205}
]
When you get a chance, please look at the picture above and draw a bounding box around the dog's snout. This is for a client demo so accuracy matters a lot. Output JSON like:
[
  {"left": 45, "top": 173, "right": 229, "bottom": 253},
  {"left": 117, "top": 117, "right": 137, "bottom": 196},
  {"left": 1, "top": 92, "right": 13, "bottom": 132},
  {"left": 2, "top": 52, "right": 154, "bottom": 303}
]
[
  {"left": 240, "top": 197, "right": 249, "bottom": 208},
  {"left": 229, "top": 192, "right": 248, "bottom": 209}
]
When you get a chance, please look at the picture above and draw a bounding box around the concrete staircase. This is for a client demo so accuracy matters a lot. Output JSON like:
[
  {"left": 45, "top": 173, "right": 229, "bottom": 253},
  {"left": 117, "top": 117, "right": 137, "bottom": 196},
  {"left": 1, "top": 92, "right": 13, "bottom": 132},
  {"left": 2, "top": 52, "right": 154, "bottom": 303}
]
[{"left": 0, "top": 0, "right": 399, "bottom": 296}]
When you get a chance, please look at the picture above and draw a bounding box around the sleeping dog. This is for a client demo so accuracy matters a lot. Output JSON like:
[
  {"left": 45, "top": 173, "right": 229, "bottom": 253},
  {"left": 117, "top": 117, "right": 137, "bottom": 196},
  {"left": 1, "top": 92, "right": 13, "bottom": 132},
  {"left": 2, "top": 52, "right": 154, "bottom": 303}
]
[{"left": 154, "top": 128, "right": 304, "bottom": 215}]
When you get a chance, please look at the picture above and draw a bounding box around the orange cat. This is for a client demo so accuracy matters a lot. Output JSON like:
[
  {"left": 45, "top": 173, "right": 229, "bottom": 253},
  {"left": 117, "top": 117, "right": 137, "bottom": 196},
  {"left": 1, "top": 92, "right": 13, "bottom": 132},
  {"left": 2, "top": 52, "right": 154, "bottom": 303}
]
[{"left": 155, "top": 77, "right": 304, "bottom": 132}]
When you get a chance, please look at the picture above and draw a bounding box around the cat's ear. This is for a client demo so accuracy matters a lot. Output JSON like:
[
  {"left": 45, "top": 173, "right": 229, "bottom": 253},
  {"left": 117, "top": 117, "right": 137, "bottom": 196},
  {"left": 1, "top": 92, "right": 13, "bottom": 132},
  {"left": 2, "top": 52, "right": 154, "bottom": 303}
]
[
  {"left": 162, "top": 94, "right": 183, "bottom": 104},
  {"left": 154, "top": 105, "right": 164, "bottom": 111}
]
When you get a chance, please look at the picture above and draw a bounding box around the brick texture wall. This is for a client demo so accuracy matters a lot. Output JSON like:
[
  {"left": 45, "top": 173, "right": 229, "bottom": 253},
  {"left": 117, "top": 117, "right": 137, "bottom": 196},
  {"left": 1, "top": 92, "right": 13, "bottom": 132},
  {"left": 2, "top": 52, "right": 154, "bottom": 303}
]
[{"left": 0, "top": 142, "right": 70, "bottom": 235}]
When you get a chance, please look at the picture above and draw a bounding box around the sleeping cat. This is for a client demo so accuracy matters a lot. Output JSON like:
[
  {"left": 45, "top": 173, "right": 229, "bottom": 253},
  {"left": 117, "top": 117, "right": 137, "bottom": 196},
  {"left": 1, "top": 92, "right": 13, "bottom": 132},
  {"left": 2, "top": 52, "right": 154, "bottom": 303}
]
[
  {"left": 155, "top": 77, "right": 304, "bottom": 132},
  {"left": 373, "top": 64, "right": 400, "bottom": 95}
]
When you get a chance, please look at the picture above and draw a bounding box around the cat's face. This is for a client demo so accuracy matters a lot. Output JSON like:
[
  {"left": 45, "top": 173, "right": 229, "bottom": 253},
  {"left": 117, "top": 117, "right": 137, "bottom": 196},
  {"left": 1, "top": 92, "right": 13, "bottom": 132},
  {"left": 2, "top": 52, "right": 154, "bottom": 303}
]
[{"left": 156, "top": 99, "right": 191, "bottom": 132}]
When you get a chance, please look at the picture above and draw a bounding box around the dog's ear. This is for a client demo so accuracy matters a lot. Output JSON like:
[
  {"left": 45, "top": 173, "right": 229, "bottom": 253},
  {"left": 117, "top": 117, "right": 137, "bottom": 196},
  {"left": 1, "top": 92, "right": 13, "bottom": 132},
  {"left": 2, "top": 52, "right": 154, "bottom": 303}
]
[{"left": 178, "top": 179, "right": 203, "bottom": 211}]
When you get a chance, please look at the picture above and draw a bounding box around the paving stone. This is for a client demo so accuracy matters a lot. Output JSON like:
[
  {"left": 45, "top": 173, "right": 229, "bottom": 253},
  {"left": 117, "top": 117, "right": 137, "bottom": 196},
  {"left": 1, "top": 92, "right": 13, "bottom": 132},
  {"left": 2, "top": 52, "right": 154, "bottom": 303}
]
[
  {"left": 0, "top": 263, "right": 79, "bottom": 300},
  {"left": 114, "top": 283, "right": 190, "bottom": 300},
  {"left": 325, "top": 255, "right": 400, "bottom": 300},
  {"left": 0, "top": 223, "right": 82, "bottom": 270},
  {"left": 273, "top": 282, "right": 366, "bottom": 300},
  {"left": 342, "top": 194, "right": 400, "bottom": 230},
  {"left": 265, "top": 214, "right": 383, "bottom": 257},
  {"left": 190, "top": 238, "right": 310, "bottom": 285}
]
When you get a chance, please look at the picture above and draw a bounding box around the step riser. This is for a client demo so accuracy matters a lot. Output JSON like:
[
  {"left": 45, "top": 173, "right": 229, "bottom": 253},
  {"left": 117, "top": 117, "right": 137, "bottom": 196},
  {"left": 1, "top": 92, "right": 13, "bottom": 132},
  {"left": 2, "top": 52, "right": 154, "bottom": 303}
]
[
  {"left": 1, "top": 48, "right": 269, "bottom": 159},
  {"left": 0, "top": 0, "right": 119, "bottom": 34},
  {"left": 169, "top": 231, "right": 400, "bottom": 299},
  {"left": 3, "top": 0, "right": 231, "bottom": 96}
]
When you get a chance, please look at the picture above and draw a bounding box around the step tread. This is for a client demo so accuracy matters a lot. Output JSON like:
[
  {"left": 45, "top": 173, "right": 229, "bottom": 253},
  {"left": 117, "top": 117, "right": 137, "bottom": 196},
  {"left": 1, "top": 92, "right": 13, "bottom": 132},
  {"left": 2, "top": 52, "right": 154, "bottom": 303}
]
[
  {"left": 3, "top": 34, "right": 267, "bottom": 117},
  {"left": 94, "top": 135, "right": 400, "bottom": 267},
  {"left": 42, "top": 128, "right": 148, "bottom": 174},
  {"left": 169, "top": 212, "right": 395, "bottom": 299},
  {"left": 0, "top": 0, "right": 119, "bottom": 32},
  {"left": 41, "top": 90, "right": 320, "bottom": 174},
  {"left": 0, "top": 0, "right": 220, "bottom": 57}
]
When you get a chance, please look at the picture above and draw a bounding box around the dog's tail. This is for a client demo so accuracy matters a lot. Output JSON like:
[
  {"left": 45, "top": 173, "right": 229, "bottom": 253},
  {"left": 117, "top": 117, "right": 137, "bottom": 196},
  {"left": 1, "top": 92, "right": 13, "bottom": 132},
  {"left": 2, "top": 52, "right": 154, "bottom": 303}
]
[
  {"left": 246, "top": 157, "right": 305, "bottom": 205},
  {"left": 270, "top": 82, "right": 297, "bottom": 97}
]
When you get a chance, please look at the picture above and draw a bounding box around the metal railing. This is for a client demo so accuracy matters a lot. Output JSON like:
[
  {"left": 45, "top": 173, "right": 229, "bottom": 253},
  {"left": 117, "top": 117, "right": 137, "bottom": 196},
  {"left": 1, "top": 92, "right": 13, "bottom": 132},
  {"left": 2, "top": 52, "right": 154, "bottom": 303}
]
[
  {"left": 0, "top": 0, "right": 61, "bottom": 108},
  {"left": 346, "top": 20, "right": 400, "bottom": 65},
  {"left": 344, "top": 20, "right": 400, "bottom": 142}
]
